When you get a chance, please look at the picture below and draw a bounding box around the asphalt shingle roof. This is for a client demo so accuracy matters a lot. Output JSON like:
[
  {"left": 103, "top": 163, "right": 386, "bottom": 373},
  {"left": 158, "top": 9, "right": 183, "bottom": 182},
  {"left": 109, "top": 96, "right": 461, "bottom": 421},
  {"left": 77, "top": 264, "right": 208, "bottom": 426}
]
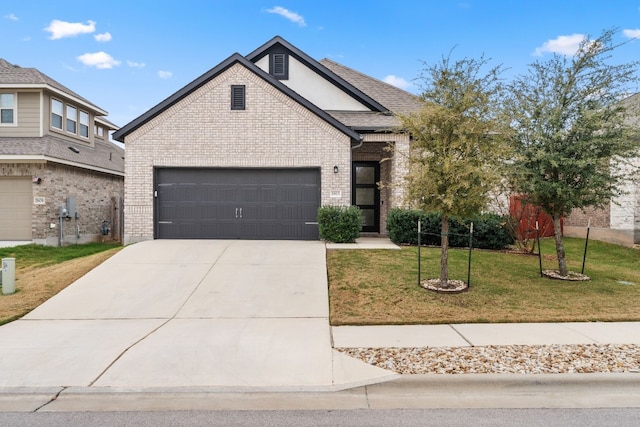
[
  {"left": 319, "top": 59, "right": 423, "bottom": 130},
  {"left": 0, "top": 58, "right": 103, "bottom": 113},
  {"left": 0, "top": 135, "right": 124, "bottom": 174}
]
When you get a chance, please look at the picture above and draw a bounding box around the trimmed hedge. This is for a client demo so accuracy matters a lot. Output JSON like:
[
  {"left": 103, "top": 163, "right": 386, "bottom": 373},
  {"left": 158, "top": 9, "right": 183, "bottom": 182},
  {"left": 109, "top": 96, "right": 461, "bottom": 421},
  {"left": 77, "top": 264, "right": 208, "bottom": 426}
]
[
  {"left": 386, "top": 208, "right": 513, "bottom": 249},
  {"left": 318, "top": 205, "right": 361, "bottom": 243}
]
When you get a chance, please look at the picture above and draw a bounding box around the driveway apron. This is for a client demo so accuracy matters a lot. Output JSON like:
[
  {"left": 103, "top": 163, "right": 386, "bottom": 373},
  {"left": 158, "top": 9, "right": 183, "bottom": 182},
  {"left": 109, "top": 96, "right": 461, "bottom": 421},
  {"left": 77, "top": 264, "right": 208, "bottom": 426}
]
[{"left": 0, "top": 240, "right": 393, "bottom": 391}]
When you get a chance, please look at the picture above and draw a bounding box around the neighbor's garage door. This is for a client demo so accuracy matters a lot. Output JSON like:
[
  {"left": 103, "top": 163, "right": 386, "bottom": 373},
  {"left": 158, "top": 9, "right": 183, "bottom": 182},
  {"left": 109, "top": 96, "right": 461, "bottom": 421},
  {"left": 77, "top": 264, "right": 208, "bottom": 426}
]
[
  {"left": 155, "top": 168, "right": 320, "bottom": 240},
  {"left": 0, "top": 177, "right": 32, "bottom": 240}
]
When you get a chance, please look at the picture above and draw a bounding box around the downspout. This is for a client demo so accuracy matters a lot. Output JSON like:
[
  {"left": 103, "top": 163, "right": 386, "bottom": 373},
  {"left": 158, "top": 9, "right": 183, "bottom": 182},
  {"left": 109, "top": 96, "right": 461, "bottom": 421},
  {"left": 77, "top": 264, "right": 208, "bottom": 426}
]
[{"left": 350, "top": 134, "right": 364, "bottom": 151}]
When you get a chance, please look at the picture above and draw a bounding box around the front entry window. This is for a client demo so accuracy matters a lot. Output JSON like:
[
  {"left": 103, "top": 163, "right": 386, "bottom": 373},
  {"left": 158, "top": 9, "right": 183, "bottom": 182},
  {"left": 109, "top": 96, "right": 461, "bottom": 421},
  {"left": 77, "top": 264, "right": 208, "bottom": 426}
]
[{"left": 352, "top": 162, "right": 380, "bottom": 232}]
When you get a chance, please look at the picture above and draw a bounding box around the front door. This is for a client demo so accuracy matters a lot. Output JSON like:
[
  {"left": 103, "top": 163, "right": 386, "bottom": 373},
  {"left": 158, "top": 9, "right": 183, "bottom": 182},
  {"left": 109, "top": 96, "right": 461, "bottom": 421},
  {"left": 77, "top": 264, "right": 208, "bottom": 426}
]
[{"left": 352, "top": 162, "right": 380, "bottom": 233}]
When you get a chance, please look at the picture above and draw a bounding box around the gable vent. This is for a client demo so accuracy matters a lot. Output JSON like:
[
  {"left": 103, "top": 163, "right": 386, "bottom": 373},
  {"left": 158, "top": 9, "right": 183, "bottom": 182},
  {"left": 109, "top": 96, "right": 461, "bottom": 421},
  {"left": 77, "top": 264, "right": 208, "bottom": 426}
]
[
  {"left": 231, "top": 85, "right": 245, "bottom": 110},
  {"left": 270, "top": 53, "right": 288, "bottom": 79}
]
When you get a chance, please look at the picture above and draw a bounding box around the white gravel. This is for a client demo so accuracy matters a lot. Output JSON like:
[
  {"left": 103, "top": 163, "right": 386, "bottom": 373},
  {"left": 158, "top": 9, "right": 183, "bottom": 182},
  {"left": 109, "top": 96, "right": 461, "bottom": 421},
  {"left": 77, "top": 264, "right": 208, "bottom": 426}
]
[{"left": 336, "top": 344, "right": 640, "bottom": 374}]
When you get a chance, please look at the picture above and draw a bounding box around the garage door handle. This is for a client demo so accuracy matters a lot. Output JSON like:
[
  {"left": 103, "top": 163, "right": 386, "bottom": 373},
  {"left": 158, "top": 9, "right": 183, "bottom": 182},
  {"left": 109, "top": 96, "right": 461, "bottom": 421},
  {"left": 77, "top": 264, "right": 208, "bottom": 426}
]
[
  {"left": 239, "top": 207, "right": 243, "bottom": 218},
  {"left": 305, "top": 222, "right": 318, "bottom": 225},
  {"left": 235, "top": 208, "right": 243, "bottom": 219}
]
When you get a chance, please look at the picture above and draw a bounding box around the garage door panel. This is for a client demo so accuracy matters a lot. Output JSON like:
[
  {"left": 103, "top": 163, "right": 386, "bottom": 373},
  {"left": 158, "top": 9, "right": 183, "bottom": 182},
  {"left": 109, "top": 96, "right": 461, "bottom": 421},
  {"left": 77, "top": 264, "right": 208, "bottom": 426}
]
[{"left": 155, "top": 168, "right": 319, "bottom": 240}]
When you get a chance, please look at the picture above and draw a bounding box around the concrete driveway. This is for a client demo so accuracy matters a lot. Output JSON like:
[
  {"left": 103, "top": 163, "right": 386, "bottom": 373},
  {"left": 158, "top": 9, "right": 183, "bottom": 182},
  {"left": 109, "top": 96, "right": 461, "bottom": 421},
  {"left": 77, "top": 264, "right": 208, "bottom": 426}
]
[{"left": 0, "top": 240, "right": 394, "bottom": 391}]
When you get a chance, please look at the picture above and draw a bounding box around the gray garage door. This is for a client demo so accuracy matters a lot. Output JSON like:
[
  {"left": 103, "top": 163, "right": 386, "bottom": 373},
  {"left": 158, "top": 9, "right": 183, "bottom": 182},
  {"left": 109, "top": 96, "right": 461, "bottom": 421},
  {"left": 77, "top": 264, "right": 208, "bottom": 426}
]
[
  {"left": 155, "top": 168, "right": 320, "bottom": 240},
  {"left": 0, "top": 177, "right": 32, "bottom": 240}
]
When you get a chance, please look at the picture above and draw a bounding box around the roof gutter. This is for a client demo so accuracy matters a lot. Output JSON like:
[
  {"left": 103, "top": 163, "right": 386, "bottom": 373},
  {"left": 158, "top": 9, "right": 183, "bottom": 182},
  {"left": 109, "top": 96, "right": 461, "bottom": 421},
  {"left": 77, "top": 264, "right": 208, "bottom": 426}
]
[
  {"left": 0, "top": 83, "right": 108, "bottom": 115},
  {"left": 0, "top": 154, "right": 124, "bottom": 177}
]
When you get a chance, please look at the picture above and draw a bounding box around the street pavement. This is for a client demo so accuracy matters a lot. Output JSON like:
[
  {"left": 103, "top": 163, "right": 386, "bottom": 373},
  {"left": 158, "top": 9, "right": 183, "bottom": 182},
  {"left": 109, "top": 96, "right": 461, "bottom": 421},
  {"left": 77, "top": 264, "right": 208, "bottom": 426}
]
[{"left": 0, "top": 238, "right": 638, "bottom": 411}]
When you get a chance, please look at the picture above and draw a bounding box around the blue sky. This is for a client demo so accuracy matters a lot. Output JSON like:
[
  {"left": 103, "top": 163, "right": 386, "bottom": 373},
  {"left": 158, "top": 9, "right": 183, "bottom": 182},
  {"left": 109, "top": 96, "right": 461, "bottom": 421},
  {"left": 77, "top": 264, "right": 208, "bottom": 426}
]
[{"left": 1, "top": 1, "right": 639, "bottom": 128}]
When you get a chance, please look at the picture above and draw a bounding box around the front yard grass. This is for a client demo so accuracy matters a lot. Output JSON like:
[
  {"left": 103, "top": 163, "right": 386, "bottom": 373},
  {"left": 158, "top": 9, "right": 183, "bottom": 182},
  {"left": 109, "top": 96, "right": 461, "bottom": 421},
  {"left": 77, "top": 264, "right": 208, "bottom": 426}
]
[
  {"left": 0, "top": 243, "right": 121, "bottom": 325},
  {"left": 327, "top": 237, "right": 640, "bottom": 325}
]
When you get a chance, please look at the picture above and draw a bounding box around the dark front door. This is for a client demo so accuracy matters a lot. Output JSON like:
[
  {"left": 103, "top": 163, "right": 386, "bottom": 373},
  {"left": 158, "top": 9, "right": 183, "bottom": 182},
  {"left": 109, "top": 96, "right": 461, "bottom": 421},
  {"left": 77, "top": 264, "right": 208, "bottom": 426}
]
[
  {"left": 352, "top": 162, "right": 380, "bottom": 233},
  {"left": 154, "top": 168, "right": 320, "bottom": 240}
]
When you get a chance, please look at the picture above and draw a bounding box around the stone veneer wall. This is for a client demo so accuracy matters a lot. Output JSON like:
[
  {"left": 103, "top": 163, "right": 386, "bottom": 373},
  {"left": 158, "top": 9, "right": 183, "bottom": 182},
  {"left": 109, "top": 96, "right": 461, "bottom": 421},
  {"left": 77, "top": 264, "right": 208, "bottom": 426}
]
[
  {"left": 0, "top": 162, "right": 123, "bottom": 245},
  {"left": 123, "top": 63, "right": 352, "bottom": 244}
]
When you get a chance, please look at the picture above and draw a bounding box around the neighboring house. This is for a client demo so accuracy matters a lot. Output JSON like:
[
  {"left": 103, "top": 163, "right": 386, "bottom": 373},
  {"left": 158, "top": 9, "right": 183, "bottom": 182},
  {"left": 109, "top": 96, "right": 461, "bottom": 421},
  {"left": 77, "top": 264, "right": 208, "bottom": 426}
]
[
  {"left": 114, "top": 36, "right": 422, "bottom": 244},
  {"left": 0, "top": 58, "right": 124, "bottom": 245},
  {"left": 563, "top": 92, "right": 640, "bottom": 247}
]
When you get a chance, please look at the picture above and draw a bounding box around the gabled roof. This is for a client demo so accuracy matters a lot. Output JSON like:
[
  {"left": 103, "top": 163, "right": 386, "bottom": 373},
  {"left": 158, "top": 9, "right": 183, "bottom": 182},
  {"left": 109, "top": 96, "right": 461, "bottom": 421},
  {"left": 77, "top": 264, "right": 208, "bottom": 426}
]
[
  {"left": 0, "top": 135, "right": 124, "bottom": 176},
  {"left": 0, "top": 58, "right": 107, "bottom": 115},
  {"left": 113, "top": 53, "right": 362, "bottom": 143},
  {"left": 246, "top": 36, "right": 388, "bottom": 113},
  {"left": 320, "top": 59, "right": 423, "bottom": 115},
  {"left": 318, "top": 59, "right": 423, "bottom": 131}
]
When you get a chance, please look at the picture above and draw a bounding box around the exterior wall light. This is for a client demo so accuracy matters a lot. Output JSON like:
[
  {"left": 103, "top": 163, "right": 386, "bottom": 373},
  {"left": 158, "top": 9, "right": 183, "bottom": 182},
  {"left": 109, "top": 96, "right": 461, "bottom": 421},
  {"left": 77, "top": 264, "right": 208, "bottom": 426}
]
[{"left": 333, "top": 165, "right": 339, "bottom": 173}]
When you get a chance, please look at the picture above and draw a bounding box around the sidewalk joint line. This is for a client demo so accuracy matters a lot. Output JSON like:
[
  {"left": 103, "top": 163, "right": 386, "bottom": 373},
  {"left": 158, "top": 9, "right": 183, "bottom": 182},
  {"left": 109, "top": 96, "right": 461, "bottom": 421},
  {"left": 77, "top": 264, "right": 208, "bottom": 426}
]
[{"left": 449, "top": 324, "right": 474, "bottom": 346}]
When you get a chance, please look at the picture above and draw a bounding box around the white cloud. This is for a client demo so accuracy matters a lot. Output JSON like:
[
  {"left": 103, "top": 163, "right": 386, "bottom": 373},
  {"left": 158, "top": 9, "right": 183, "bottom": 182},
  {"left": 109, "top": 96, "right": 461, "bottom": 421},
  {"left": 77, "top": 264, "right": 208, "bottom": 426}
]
[
  {"left": 533, "top": 33, "right": 585, "bottom": 56},
  {"left": 77, "top": 51, "right": 120, "bottom": 69},
  {"left": 158, "top": 70, "right": 172, "bottom": 79},
  {"left": 127, "top": 60, "right": 146, "bottom": 68},
  {"left": 383, "top": 75, "right": 411, "bottom": 90},
  {"left": 623, "top": 29, "right": 640, "bottom": 39},
  {"left": 4, "top": 13, "right": 18, "bottom": 21},
  {"left": 266, "top": 6, "right": 306, "bottom": 27},
  {"left": 45, "top": 19, "right": 96, "bottom": 40},
  {"left": 94, "top": 32, "right": 112, "bottom": 42}
]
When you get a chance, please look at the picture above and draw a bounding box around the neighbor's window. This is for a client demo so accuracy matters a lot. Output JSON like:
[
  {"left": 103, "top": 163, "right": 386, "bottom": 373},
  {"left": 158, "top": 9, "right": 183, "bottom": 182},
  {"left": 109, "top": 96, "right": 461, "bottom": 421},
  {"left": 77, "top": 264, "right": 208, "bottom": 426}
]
[
  {"left": 95, "top": 124, "right": 104, "bottom": 138},
  {"left": 51, "top": 99, "right": 63, "bottom": 129},
  {"left": 0, "top": 93, "right": 15, "bottom": 125},
  {"left": 79, "top": 110, "right": 89, "bottom": 137},
  {"left": 66, "top": 105, "right": 77, "bottom": 133},
  {"left": 231, "top": 85, "right": 245, "bottom": 110}
]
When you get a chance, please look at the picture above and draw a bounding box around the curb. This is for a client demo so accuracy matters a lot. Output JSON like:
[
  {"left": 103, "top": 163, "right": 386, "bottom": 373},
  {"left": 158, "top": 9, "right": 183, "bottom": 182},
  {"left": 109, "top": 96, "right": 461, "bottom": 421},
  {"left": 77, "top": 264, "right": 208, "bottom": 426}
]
[{"left": 2, "top": 373, "right": 640, "bottom": 412}]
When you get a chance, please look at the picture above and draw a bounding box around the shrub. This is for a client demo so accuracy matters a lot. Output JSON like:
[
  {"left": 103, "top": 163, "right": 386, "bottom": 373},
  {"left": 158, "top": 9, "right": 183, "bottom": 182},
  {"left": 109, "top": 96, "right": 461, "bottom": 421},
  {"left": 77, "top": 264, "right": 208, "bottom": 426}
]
[
  {"left": 317, "top": 205, "right": 361, "bottom": 243},
  {"left": 386, "top": 208, "right": 513, "bottom": 249}
]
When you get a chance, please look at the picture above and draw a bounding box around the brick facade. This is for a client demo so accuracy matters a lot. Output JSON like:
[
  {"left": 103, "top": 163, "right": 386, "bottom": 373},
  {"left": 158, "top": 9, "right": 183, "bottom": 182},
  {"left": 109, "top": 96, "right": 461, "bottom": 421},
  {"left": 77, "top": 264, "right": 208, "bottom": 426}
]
[
  {"left": 564, "top": 205, "right": 611, "bottom": 228},
  {"left": 0, "top": 162, "right": 123, "bottom": 245},
  {"left": 123, "top": 64, "right": 352, "bottom": 244}
]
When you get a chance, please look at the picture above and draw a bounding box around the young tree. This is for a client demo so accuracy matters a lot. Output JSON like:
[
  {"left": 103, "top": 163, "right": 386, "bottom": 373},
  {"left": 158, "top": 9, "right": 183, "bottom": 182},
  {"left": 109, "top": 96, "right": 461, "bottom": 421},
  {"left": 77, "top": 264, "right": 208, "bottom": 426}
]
[
  {"left": 398, "top": 54, "right": 510, "bottom": 289},
  {"left": 506, "top": 29, "right": 640, "bottom": 277}
]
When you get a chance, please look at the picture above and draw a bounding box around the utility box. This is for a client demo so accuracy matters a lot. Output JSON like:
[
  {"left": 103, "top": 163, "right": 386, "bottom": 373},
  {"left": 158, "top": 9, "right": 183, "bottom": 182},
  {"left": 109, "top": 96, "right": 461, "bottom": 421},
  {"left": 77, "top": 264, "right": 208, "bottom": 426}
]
[
  {"left": 1, "top": 258, "right": 15, "bottom": 295},
  {"left": 66, "top": 197, "right": 76, "bottom": 218}
]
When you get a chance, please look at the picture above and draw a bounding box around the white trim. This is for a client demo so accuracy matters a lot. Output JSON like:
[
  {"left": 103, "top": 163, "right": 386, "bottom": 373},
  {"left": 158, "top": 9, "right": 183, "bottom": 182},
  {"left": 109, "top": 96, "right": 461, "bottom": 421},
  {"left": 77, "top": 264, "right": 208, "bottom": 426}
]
[
  {"left": 0, "top": 83, "right": 108, "bottom": 115},
  {"left": 0, "top": 154, "right": 124, "bottom": 176}
]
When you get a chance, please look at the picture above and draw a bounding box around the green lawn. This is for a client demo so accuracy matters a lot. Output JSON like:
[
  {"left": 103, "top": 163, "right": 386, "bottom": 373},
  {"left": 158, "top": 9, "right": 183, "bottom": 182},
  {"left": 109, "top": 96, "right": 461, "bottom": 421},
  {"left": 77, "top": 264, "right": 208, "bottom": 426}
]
[
  {"left": 327, "top": 237, "right": 640, "bottom": 325},
  {"left": 0, "top": 242, "right": 120, "bottom": 269}
]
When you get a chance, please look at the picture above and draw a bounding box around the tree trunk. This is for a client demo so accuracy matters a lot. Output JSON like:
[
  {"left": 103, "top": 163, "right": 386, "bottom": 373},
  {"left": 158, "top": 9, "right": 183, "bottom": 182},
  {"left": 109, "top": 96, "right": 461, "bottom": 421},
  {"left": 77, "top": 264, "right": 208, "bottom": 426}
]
[
  {"left": 552, "top": 212, "right": 568, "bottom": 277},
  {"left": 440, "top": 214, "right": 450, "bottom": 288}
]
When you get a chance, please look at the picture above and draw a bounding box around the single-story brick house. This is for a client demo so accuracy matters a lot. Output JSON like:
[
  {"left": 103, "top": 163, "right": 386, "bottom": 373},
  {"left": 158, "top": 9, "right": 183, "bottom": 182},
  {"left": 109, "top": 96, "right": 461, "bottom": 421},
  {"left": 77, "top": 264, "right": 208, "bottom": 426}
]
[
  {"left": 0, "top": 58, "right": 124, "bottom": 245},
  {"left": 113, "top": 36, "right": 422, "bottom": 244},
  {"left": 113, "top": 36, "right": 639, "bottom": 246}
]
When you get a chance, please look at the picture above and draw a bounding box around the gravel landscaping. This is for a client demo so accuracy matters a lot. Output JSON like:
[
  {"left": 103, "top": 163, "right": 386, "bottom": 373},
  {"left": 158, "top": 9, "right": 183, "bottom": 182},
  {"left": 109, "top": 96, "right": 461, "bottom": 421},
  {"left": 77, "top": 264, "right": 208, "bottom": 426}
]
[{"left": 337, "top": 344, "right": 640, "bottom": 374}]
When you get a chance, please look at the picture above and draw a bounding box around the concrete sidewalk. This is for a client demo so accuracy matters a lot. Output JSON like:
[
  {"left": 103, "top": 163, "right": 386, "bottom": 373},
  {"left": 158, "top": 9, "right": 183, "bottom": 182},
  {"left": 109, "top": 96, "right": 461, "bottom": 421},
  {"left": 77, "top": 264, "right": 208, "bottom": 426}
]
[{"left": 332, "top": 322, "right": 640, "bottom": 348}]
